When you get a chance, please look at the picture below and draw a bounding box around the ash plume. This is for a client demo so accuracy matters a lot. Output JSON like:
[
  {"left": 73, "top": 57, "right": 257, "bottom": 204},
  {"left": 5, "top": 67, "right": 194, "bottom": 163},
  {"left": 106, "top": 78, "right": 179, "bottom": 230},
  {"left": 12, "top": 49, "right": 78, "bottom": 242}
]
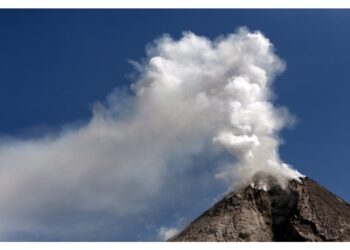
[{"left": 0, "top": 28, "right": 302, "bottom": 239}]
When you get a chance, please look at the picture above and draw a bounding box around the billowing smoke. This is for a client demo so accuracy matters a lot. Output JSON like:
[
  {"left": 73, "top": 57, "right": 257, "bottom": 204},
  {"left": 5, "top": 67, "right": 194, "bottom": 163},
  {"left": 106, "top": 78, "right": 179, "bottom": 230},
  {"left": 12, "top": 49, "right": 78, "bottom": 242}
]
[{"left": 0, "top": 28, "right": 302, "bottom": 240}]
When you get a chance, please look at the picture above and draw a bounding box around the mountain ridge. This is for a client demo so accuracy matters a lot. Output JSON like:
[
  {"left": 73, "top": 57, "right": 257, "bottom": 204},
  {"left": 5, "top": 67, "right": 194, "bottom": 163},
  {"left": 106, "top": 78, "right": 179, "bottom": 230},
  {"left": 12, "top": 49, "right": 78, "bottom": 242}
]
[{"left": 170, "top": 176, "right": 350, "bottom": 241}]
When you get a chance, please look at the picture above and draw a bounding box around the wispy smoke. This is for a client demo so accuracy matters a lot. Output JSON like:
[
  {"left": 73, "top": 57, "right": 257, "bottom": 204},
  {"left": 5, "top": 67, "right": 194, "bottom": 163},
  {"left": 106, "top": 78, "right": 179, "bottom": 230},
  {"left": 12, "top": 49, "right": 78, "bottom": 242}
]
[
  {"left": 158, "top": 226, "right": 180, "bottom": 241},
  {"left": 0, "top": 28, "right": 302, "bottom": 240}
]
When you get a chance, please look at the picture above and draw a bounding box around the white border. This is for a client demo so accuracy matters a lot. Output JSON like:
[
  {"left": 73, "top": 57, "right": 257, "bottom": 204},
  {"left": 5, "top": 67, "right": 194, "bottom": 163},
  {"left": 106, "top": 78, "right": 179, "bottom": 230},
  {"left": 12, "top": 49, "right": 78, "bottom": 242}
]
[
  {"left": 0, "top": 1, "right": 349, "bottom": 249},
  {"left": 0, "top": 0, "right": 349, "bottom": 8},
  {"left": 0, "top": 242, "right": 349, "bottom": 250}
]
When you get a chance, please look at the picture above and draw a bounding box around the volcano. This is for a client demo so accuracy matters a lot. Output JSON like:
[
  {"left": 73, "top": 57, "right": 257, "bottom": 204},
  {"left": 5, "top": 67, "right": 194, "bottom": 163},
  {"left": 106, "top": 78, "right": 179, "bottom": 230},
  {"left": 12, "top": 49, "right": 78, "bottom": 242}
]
[{"left": 170, "top": 176, "right": 350, "bottom": 241}]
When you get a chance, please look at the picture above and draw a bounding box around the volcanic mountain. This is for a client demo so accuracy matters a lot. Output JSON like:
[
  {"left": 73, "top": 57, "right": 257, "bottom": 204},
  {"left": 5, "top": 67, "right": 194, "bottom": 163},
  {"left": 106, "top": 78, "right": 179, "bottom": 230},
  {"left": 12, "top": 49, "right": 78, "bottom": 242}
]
[{"left": 170, "top": 176, "right": 350, "bottom": 241}]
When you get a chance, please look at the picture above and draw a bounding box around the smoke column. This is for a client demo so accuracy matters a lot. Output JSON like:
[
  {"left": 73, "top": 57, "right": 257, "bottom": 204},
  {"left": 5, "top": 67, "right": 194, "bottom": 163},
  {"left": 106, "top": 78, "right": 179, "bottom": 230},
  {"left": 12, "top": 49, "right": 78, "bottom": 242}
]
[
  {"left": 134, "top": 27, "right": 303, "bottom": 187},
  {"left": 0, "top": 28, "right": 302, "bottom": 239}
]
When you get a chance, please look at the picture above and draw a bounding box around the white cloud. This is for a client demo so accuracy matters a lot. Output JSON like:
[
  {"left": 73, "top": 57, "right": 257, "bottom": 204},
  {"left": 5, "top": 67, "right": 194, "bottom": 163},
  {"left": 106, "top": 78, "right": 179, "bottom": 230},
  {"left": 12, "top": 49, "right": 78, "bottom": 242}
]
[
  {"left": 0, "top": 28, "right": 301, "bottom": 240},
  {"left": 158, "top": 226, "right": 180, "bottom": 241}
]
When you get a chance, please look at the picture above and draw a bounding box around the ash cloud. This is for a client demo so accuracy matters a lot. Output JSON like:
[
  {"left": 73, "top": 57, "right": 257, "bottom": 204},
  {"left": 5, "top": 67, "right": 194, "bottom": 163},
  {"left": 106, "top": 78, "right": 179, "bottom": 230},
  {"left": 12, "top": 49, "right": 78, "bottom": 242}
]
[{"left": 0, "top": 28, "right": 302, "bottom": 240}]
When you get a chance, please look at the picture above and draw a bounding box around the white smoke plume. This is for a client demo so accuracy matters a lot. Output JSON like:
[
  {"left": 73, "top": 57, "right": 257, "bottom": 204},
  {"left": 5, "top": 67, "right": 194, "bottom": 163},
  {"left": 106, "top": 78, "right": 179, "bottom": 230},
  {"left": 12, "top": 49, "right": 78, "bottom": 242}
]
[{"left": 0, "top": 28, "right": 302, "bottom": 240}]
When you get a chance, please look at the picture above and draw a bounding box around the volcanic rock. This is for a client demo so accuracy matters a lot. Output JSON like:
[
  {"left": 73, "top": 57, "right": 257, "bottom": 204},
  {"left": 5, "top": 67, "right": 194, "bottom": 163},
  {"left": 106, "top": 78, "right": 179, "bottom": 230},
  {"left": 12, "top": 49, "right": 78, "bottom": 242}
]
[{"left": 170, "top": 177, "right": 350, "bottom": 241}]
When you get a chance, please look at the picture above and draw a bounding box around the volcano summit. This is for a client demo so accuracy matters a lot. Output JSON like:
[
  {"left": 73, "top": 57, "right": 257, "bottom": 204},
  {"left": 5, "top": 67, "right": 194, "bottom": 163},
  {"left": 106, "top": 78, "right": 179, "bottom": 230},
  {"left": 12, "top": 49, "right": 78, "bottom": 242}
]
[{"left": 171, "top": 176, "right": 350, "bottom": 241}]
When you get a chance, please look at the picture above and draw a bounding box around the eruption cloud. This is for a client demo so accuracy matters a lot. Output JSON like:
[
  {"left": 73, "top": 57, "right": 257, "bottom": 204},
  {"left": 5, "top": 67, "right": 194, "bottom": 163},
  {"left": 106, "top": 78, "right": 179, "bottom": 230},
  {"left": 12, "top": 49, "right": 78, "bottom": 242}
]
[{"left": 0, "top": 28, "right": 302, "bottom": 240}]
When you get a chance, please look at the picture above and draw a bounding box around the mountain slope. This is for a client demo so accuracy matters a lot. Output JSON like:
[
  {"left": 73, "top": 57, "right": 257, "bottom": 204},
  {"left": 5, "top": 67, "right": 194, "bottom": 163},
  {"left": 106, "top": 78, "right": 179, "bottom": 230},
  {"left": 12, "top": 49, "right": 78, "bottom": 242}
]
[{"left": 171, "top": 177, "right": 350, "bottom": 241}]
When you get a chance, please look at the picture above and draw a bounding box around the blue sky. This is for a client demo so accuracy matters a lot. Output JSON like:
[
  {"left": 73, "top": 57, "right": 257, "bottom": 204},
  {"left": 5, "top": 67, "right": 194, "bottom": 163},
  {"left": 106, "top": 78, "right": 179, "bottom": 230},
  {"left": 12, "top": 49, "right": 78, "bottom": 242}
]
[{"left": 0, "top": 10, "right": 349, "bottom": 240}]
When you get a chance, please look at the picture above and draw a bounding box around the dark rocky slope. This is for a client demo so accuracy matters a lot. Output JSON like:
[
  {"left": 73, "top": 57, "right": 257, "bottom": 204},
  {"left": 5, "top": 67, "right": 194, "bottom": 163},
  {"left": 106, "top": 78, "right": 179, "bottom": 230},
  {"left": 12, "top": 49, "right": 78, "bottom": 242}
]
[{"left": 171, "top": 177, "right": 350, "bottom": 241}]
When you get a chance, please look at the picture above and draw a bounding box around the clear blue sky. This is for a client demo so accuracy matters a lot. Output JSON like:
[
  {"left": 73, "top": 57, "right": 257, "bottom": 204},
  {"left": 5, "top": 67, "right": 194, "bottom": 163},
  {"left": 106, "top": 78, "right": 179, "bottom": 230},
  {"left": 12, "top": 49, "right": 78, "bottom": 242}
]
[{"left": 0, "top": 10, "right": 349, "bottom": 240}]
